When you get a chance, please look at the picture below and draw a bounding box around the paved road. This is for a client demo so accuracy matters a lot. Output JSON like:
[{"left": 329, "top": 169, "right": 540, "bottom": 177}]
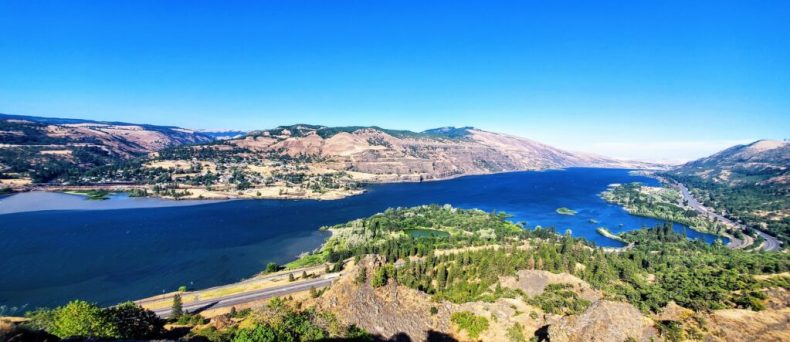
[
  {"left": 152, "top": 277, "right": 335, "bottom": 318},
  {"left": 136, "top": 265, "right": 327, "bottom": 305},
  {"left": 754, "top": 228, "right": 781, "bottom": 251},
  {"left": 674, "top": 182, "right": 781, "bottom": 252}
]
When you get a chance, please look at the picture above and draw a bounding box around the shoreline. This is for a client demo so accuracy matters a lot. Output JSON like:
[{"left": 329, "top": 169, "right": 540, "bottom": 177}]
[
  {"left": 603, "top": 173, "right": 746, "bottom": 249},
  {"left": 5, "top": 166, "right": 655, "bottom": 203},
  {"left": 0, "top": 191, "right": 228, "bottom": 215},
  {"left": 604, "top": 193, "right": 737, "bottom": 246}
]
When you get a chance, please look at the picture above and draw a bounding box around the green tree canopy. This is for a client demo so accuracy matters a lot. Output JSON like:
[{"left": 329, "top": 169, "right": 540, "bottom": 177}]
[{"left": 50, "top": 300, "right": 119, "bottom": 339}]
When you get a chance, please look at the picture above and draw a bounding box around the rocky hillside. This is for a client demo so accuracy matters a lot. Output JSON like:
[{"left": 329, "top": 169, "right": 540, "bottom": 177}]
[
  {"left": 671, "top": 139, "right": 789, "bottom": 187},
  {"left": 17, "top": 123, "right": 658, "bottom": 200},
  {"left": 231, "top": 124, "right": 652, "bottom": 182},
  {"left": 2, "top": 119, "right": 656, "bottom": 196},
  {"left": 315, "top": 257, "right": 659, "bottom": 342},
  {"left": 0, "top": 113, "right": 213, "bottom": 183},
  {"left": 0, "top": 113, "right": 213, "bottom": 155}
]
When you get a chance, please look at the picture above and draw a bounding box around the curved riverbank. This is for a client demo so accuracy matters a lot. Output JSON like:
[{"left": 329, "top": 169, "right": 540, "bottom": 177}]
[{"left": 0, "top": 191, "right": 226, "bottom": 215}]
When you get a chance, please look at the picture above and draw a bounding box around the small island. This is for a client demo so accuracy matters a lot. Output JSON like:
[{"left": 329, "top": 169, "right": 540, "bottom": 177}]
[
  {"left": 65, "top": 189, "right": 112, "bottom": 200},
  {"left": 596, "top": 227, "right": 626, "bottom": 243},
  {"left": 556, "top": 207, "right": 577, "bottom": 216}
]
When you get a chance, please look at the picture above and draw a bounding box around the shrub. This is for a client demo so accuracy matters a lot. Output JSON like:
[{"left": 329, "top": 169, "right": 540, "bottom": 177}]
[
  {"left": 233, "top": 324, "right": 278, "bottom": 342},
  {"left": 176, "top": 313, "right": 207, "bottom": 325},
  {"left": 527, "top": 283, "right": 591, "bottom": 315},
  {"left": 356, "top": 266, "right": 367, "bottom": 284},
  {"left": 49, "top": 300, "right": 119, "bottom": 339},
  {"left": 104, "top": 302, "right": 164, "bottom": 339},
  {"left": 507, "top": 323, "right": 526, "bottom": 342},
  {"left": 265, "top": 262, "right": 280, "bottom": 273},
  {"left": 450, "top": 311, "right": 489, "bottom": 339},
  {"left": 24, "top": 308, "right": 56, "bottom": 331}
]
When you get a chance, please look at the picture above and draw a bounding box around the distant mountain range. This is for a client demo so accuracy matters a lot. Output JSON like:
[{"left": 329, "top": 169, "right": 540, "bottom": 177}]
[
  {"left": 2, "top": 113, "right": 658, "bottom": 190},
  {"left": 233, "top": 124, "right": 657, "bottom": 182},
  {"left": 0, "top": 113, "right": 214, "bottom": 155}
]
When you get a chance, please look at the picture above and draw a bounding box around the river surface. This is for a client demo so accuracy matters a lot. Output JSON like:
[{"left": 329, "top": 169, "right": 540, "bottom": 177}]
[{"left": 0, "top": 168, "right": 724, "bottom": 313}]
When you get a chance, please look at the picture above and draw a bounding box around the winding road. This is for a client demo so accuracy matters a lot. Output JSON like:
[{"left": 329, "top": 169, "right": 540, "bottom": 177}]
[{"left": 673, "top": 182, "right": 781, "bottom": 252}]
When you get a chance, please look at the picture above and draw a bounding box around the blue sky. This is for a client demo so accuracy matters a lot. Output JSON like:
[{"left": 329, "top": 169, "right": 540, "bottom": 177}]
[{"left": 0, "top": 1, "right": 788, "bottom": 162}]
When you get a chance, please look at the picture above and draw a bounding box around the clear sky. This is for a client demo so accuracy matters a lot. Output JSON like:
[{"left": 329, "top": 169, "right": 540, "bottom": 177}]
[{"left": 1, "top": 1, "right": 788, "bottom": 163}]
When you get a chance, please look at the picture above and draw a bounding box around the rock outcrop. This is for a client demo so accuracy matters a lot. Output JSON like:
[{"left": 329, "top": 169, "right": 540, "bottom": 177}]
[
  {"left": 315, "top": 256, "right": 454, "bottom": 341},
  {"left": 547, "top": 300, "right": 657, "bottom": 342},
  {"left": 499, "top": 269, "right": 603, "bottom": 302}
]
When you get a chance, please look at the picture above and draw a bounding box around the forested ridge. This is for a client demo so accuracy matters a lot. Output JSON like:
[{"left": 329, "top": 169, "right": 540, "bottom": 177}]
[{"left": 297, "top": 205, "right": 789, "bottom": 312}]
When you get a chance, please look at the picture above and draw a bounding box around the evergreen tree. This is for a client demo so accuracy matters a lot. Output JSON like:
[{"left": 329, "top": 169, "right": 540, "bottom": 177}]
[{"left": 171, "top": 294, "right": 183, "bottom": 318}]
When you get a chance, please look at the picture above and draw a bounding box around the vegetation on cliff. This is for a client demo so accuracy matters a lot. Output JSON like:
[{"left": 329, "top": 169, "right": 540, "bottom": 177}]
[
  {"left": 295, "top": 205, "right": 789, "bottom": 313},
  {"left": 24, "top": 301, "right": 163, "bottom": 340},
  {"left": 15, "top": 298, "right": 370, "bottom": 342}
]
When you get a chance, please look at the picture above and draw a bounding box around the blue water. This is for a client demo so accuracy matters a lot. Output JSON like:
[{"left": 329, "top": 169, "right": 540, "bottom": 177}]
[{"left": 0, "top": 168, "right": 724, "bottom": 313}]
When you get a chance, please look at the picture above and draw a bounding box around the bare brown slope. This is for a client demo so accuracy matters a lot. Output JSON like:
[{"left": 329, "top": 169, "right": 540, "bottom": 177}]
[
  {"left": 671, "top": 139, "right": 789, "bottom": 186},
  {"left": 229, "top": 126, "right": 655, "bottom": 182},
  {"left": 1, "top": 115, "right": 213, "bottom": 158}
]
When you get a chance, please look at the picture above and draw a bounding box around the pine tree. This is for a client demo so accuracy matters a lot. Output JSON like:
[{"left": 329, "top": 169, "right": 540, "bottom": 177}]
[
  {"left": 437, "top": 264, "right": 447, "bottom": 289},
  {"left": 171, "top": 294, "right": 183, "bottom": 318}
]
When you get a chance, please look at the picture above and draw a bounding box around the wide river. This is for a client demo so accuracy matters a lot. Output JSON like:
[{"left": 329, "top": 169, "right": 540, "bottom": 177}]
[{"left": 0, "top": 168, "right": 723, "bottom": 313}]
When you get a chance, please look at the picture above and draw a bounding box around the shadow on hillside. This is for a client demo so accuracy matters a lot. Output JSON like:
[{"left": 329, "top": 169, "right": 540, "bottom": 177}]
[{"left": 534, "top": 324, "right": 550, "bottom": 341}]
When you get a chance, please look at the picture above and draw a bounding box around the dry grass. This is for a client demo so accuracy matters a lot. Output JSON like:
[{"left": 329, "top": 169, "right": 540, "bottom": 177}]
[
  {"left": 754, "top": 272, "right": 790, "bottom": 281},
  {"left": 0, "top": 178, "right": 32, "bottom": 187}
]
